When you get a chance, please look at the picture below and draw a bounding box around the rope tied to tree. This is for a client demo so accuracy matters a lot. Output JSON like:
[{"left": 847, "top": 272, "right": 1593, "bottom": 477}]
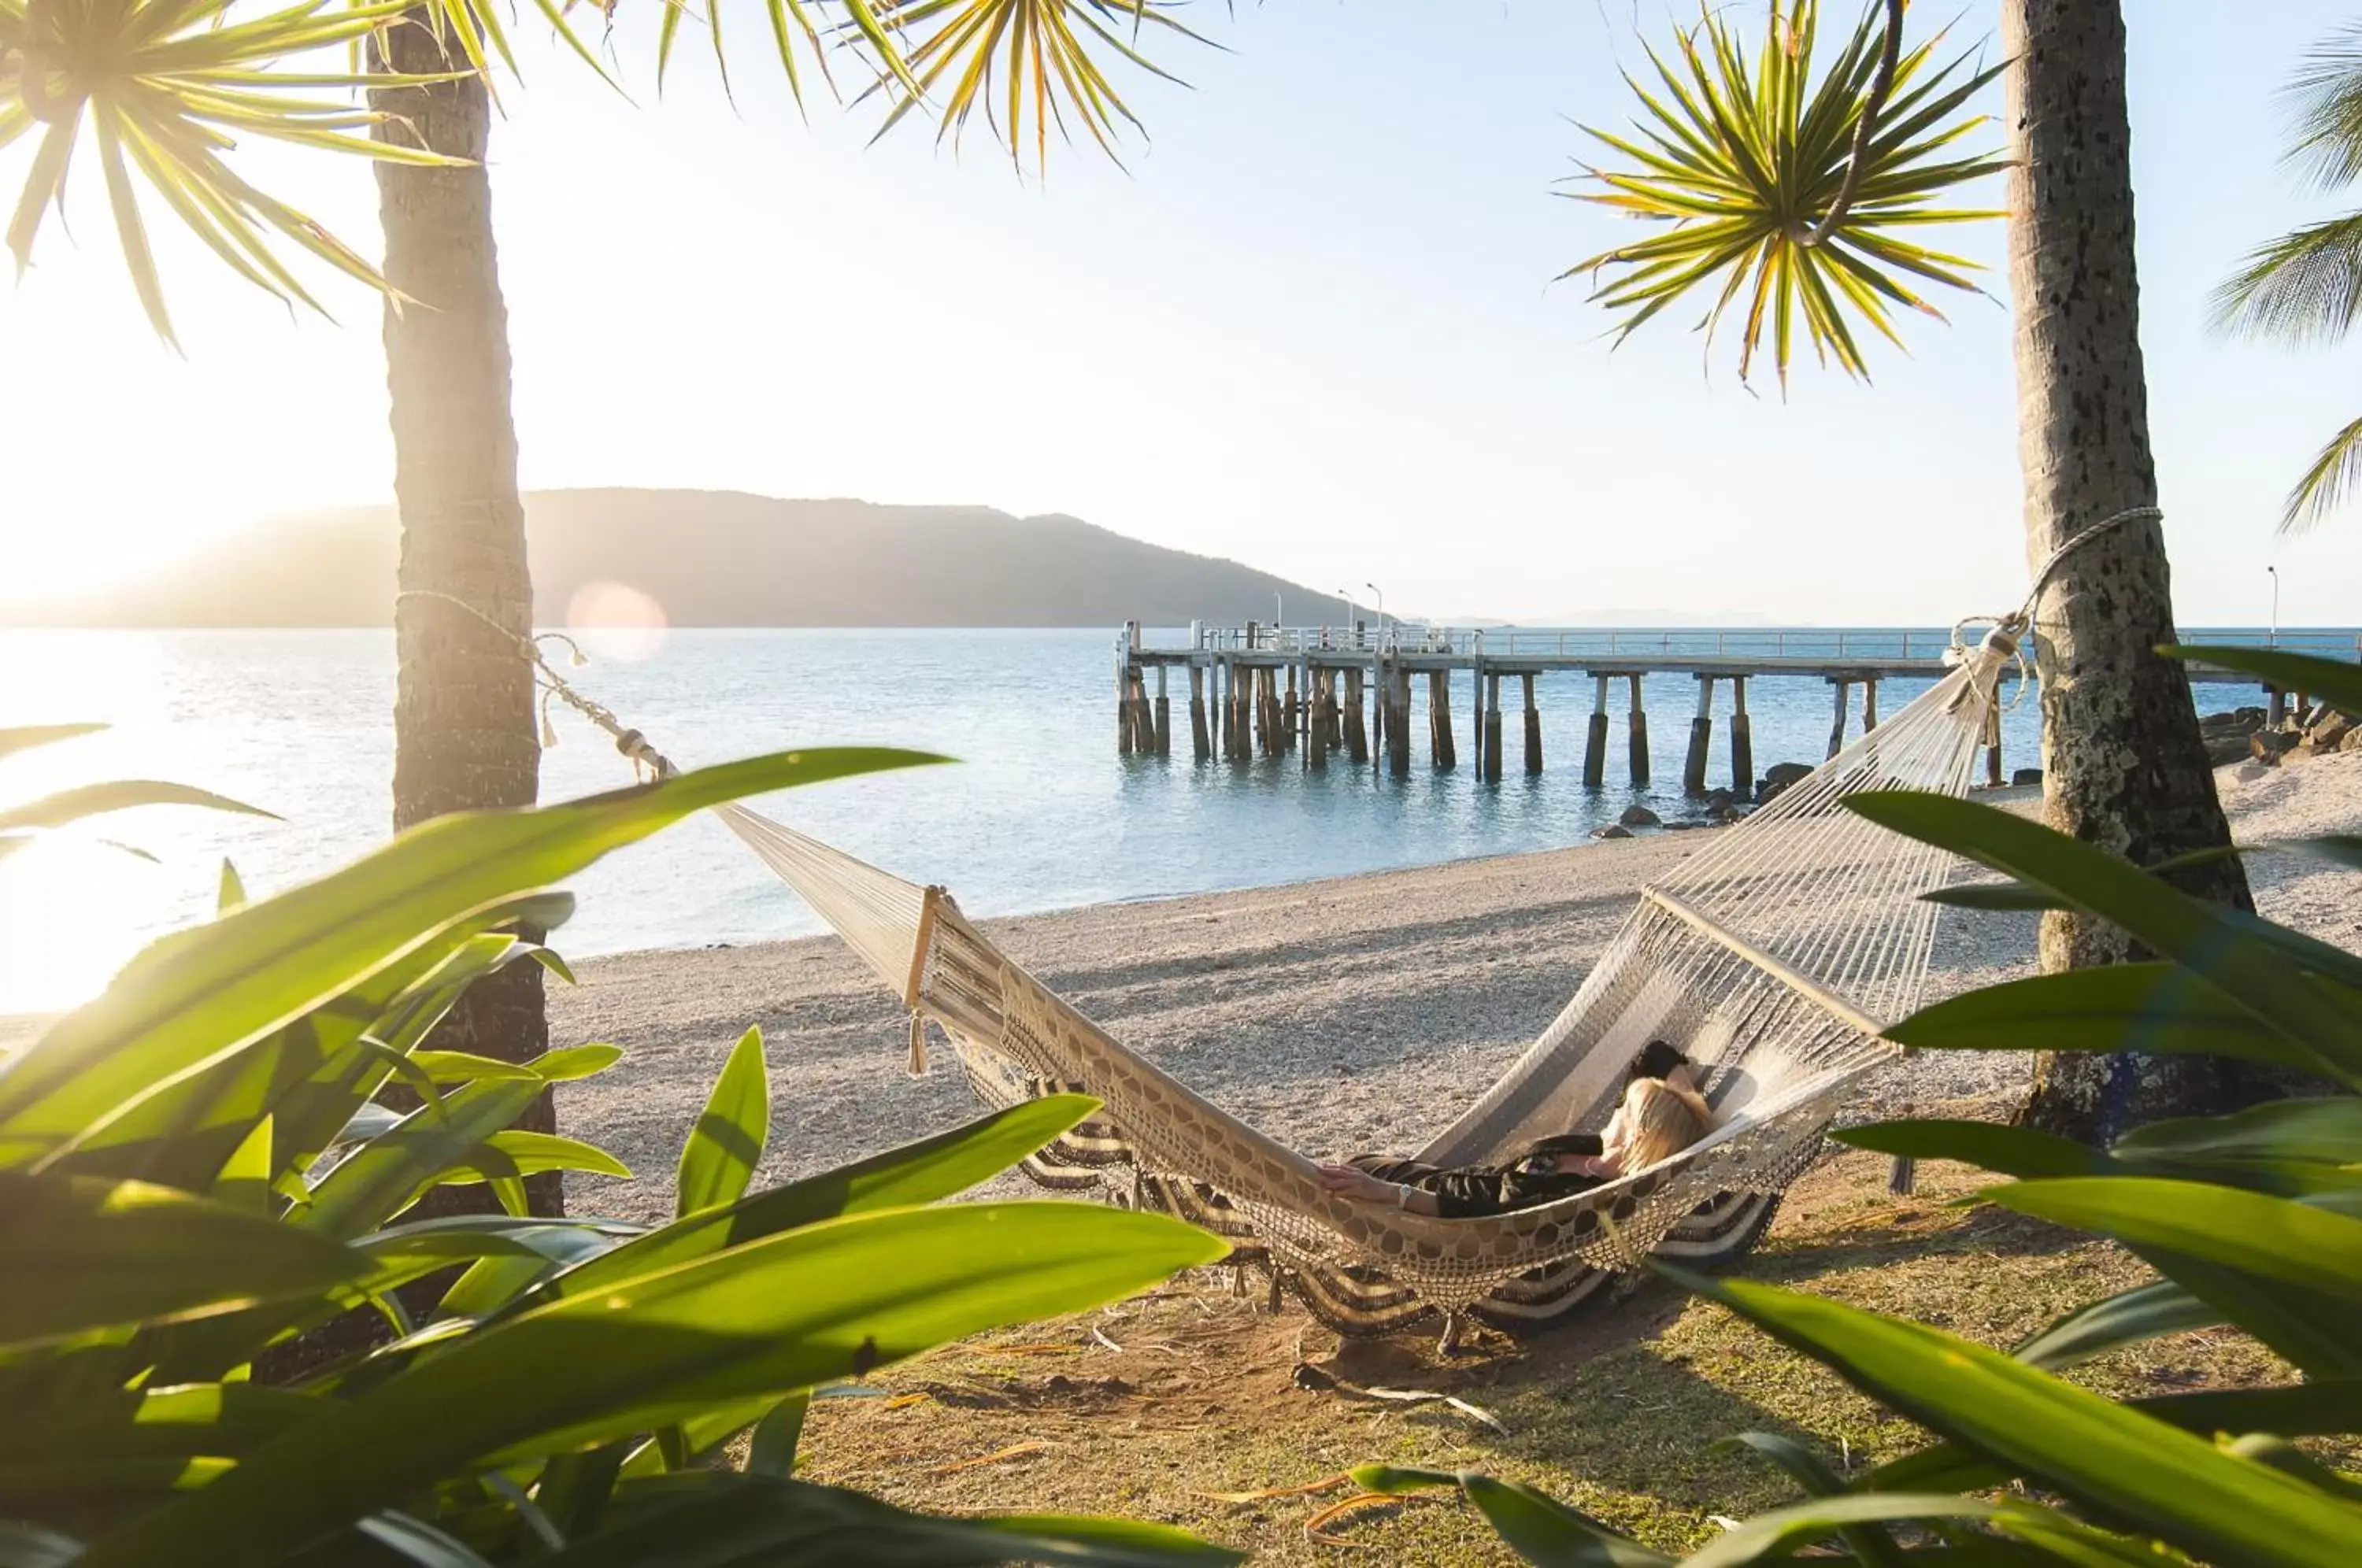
[{"left": 394, "top": 589, "right": 679, "bottom": 781}]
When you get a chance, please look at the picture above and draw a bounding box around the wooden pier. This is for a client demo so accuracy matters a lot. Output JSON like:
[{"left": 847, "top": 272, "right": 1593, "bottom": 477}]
[{"left": 1117, "top": 622, "right": 2362, "bottom": 797}]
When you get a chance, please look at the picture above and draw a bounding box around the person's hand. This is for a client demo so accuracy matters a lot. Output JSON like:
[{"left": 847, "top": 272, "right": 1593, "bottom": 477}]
[{"left": 1316, "top": 1163, "right": 1398, "bottom": 1204}]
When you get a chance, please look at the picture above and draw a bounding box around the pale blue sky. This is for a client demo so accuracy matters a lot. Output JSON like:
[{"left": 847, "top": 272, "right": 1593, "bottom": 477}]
[{"left": 6, "top": 1, "right": 2360, "bottom": 624}]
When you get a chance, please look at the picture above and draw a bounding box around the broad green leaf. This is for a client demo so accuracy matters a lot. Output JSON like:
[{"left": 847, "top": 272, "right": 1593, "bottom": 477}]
[
  {"left": 510, "top": 1094, "right": 1104, "bottom": 1317},
  {"left": 0, "top": 1170, "right": 365, "bottom": 1347},
  {"left": 355, "top": 1511, "right": 502, "bottom": 1568},
  {"left": 1986, "top": 1176, "right": 2362, "bottom": 1300},
  {"left": 1681, "top": 1494, "right": 2151, "bottom": 1568},
  {"left": 2010, "top": 1280, "right": 2222, "bottom": 1372},
  {"left": 0, "top": 749, "right": 939, "bottom": 1169},
  {"left": 208, "top": 1115, "right": 274, "bottom": 1214},
  {"left": 1831, "top": 1120, "right": 2110, "bottom": 1179},
  {"left": 1883, "top": 962, "right": 2320, "bottom": 1075},
  {"left": 2167, "top": 645, "right": 2362, "bottom": 718},
  {"left": 216, "top": 860, "right": 246, "bottom": 914},
  {"left": 407, "top": 1050, "right": 540, "bottom": 1085},
  {"left": 471, "top": 1130, "right": 631, "bottom": 1182},
  {"left": 0, "top": 1522, "right": 80, "bottom": 1568},
  {"left": 0, "top": 780, "right": 274, "bottom": 833},
  {"left": 0, "top": 723, "right": 106, "bottom": 764},
  {"left": 26, "top": 896, "right": 551, "bottom": 1193},
  {"left": 677, "top": 1026, "right": 769, "bottom": 1217},
  {"left": 77, "top": 1203, "right": 1227, "bottom": 1566},
  {"left": 1856, "top": 1379, "right": 2362, "bottom": 1495},
  {"left": 296, "top": 1078, "right": 545, "bottom": 1241},
  {"left": 1349, "top": 1467, "right": 1668, "bottom": 1566},
  {"left": 1661, "top": 1266, "right": 2362, "bottom": 1566},
  {"left": 0, "top": 1381, "right": 317, "bottom": 1508},
  {"left": 1847, "top": 792, "right": 2362, "bottom": 1088},
  {"left": 1711, "top": 1432, "right": 1903, "bottom": 1567},
  {"left": 2133, "top": 1248, "right": 2362, "bottom": 1379},
  {"left": 747, "top": 1392, "right": 808, "bottom": 1478},
  {"left": 2112, "top": 1096, "right": 2362, "bottom": 1196},
  {"left": 541, "top": 1470, "right": 1239, "bottom": 1566}
]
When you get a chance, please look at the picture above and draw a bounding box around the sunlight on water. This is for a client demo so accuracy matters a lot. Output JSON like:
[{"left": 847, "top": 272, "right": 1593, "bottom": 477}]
[{"left": 0, "top": 627, "right": 2064, "bottom": 1017}]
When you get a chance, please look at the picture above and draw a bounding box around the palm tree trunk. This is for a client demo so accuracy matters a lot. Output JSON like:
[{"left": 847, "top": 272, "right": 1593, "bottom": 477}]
[
  {"left": 370, "top": 15, "right": 559, "bottom": 1213},
  {"left": 2003, "top": 0, "right": 2280, "bottom": 1141}
]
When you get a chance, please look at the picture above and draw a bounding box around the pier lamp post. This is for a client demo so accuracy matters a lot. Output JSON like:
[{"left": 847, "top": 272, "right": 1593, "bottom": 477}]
[{"left": 1365, "top": 582, "right": 1386, "bottom": 629}]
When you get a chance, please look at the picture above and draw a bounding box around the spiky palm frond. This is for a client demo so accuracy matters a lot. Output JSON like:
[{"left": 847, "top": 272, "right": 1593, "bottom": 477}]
[
  {"left": 2282, "top": 18, "right": 2362, "bottom": 193},
  {"left": 853, "top": 0, "right": 1211, "bottom": 175},
  {"left": 2213, "top": 209, "right": 2362, "bottom": 349},
  {"left": 1564, "top": 0, "right": 2005, "bottom": 388},
  {"left": 2282, "top": 412, "right": 2362, "bottom": 534},
  {"left": 1, "top": 0, "right": 469, "bottom": 346}
]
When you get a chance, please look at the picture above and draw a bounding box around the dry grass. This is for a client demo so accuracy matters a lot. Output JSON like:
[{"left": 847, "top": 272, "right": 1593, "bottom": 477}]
[{"left": 793, "top": 1132, "right": 2328, "bottom": 1564}]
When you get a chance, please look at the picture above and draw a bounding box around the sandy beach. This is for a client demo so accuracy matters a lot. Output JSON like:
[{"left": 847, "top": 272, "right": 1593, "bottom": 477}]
[{"left": 551, "top": 753, "right": 2362, "bottom": 1222}]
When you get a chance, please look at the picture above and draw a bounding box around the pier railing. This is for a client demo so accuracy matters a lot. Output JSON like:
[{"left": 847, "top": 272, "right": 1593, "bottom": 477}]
[{"left": 1153, "top": 624, "right": 2362, "bottom": 664}]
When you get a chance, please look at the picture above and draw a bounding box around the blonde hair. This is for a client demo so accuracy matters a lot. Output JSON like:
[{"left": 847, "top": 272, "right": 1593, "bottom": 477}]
[{"left": 1617, "top": 1078, "right": 1708, "bottom": 1171}]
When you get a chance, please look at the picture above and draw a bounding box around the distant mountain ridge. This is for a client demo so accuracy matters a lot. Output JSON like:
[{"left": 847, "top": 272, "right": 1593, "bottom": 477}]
[{"left": 19, "top": 490, "right": 1331, "bottom": 630}]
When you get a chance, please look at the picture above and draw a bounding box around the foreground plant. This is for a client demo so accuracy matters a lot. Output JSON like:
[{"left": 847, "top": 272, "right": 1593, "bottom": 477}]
[
  {"left": 0, "top": 748, "right": 1236, "bottom": 1566},
  {"left": 1346, "top": 650, "right": 2362, "bottom": 1564}
]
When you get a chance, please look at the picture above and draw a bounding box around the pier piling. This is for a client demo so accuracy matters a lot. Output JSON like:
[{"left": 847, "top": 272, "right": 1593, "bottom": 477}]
[
  {"left": 1583, "top": 675, "right": 1610, "bottom": 789},
  {"left": 1683, "top": 675, "right": 1715, "bottom": 795},
  {"left": 1429, "top": 671, "right": 1457, "bottom": 769},
  {"left": 1827, "top": 679, "right": 1852, "bottom": 760},
  {"left": 1627, "top": 674, "right": 1650, "bottom": 787},
  {"left": 1730, "top": 677, "right": 1753, "bottom": 797},
  {"left": 1483, "top": 673, "right": 1505, "bottom": 782},
  {"left": 1189, "top": 664, "right": 1210, "bottom": 760},
  {"left": 1284, "top": 665, "right": 1300, "bottom": 753},
  {"left": 1387, "top": 663, "right": 1413, "bottom": 778},
  {"left": 1521, "top": 672, "right": 1542, "bottom": 775},
  {"left": 1309, "top": 669, "right": 1333, "bottom": 769},
  {"left": 1344, "top": 667, "right": 1369, "bottom": 763},
  {"left": 1153, "top": 665, "right": 1172, "bottom": 757}
]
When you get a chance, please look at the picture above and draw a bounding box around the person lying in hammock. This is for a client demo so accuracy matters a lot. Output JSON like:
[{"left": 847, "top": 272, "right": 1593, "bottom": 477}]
[{"left": 1315, "top": 1041, "right": 1712, "bottom": 1219}]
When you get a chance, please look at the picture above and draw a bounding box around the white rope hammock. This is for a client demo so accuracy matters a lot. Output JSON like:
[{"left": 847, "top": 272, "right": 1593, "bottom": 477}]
[{"left": 405, "top": 505, "right": 2160, "bottom": 1332}]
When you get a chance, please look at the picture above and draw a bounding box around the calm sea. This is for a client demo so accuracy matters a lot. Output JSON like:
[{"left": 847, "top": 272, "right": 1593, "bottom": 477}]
[{"left": 0, "top": 623, "right": 2227, "bottom": 1015}]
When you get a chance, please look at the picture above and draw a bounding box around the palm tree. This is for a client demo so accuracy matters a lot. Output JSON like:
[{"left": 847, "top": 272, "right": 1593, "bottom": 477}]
[
  {"left": 1569, "top": 0, "right": 2264, "bottom": 1141},
  {"left": 5, "top": 0, "right": 1205, "bottom": 1211},
  {"left": 2216, "top": 18, "right": 2362, "bottom": 532}
]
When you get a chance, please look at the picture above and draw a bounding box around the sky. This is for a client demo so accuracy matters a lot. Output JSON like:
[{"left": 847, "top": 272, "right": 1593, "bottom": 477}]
[{"left": 6, "top": 1, "right": 2361, "bottom": 627}]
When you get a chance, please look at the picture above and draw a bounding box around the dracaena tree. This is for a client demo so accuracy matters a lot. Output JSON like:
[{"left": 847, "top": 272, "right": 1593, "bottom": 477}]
[
  {"left": 1, "top": 0, "right": 1210, "bottom": 1207},
  {"left": 1570, "top": 0, "right": 2271, "bottom": 1140}
]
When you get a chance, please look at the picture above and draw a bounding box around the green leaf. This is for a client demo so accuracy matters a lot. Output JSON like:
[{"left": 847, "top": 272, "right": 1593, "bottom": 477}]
[
  {"left": 1711, "top": 1432, "right": 1903, "bottom": 1567},
  {"left": 0, "top": 780, "right": 274, "bottom": 834},
  {"left": 295, "top": 1078, "right": 544, "bottom": 1241},
  {"left": 0, "top": 723, "right": 106, "bottom": 764},
  {"left": 0, "top": 1170, "right": 365, "bottom": 1347},
  {"left": 1348, "top": 1466, "right": 1669, "bottom": 1565},
  {"left": 216, "top": 860, "right": 246, "bottom": 914},
  {"left": 541, "top": 1470, "right": 1239, "bottom": 1566},
  {"left": 355, "top": 1511, "right": 502, "bottom": 1568},
  {"left": 1986, "top": 1176, "right": 2362, "bottom": 1299},
  {"left": 677, "top": 1026, "right": 769, "bottom": 1218},
  {"left": 77, "top": 1203, "right": 1228, "bottom": 1567},
  {"left": 1847, "top": 792, "right": 2362, "bottom": 1088},
  {"left": 1856, "top": 1379, "right": 2362, "bottom": 1495},
  {"left": 1681, "top": 1494, "right": 2152, "bottom": 1568},
  {"left": 1661, "top": 1267, "right": 2362, "bottom": 1566},
  {"left": 2010, "top": 1280, "right": 2222, "bottom": 1372},
  {"left": 1885, "top": 962, "right": 2323, "bottom": 1076},
  {"left": 510, "top": 1094, "right": 1105, "bottom": 1317},
  {"left": 0, "top": 749, "right": 938, "bottom": 1170},
  {"left": 0, "top": 1522, "right": 80, "bottom": 1568},
  {"left": 1831, "top": 1120, "right": 2110, "bottom": 1179},
  {"left": 746, "top": 1391, "right": 808, "bottom": 1478},
  {"left": 2167, "top": 645, "right": 2362, "bottom": 717},
  {"left": 1920, "top": 883, "right": 2064, "bottom": 912},
  {"left": 2113, "top": 1095, "right": 2362, "bottom": 1178}
]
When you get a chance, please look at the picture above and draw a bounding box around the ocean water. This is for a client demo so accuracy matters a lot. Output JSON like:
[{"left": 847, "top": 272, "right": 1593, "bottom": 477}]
[{"left": 0, "top": 623, "right": 2201, "bottom": 1015}]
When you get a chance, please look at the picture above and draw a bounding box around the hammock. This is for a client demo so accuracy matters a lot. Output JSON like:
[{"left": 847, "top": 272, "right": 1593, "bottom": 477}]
[{"left": 705, "top": 627, "right": 2023, "bottom": 1336}]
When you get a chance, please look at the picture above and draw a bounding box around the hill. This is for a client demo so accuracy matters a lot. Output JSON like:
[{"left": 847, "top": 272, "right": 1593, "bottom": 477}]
[{"left": 21, "top": 490, "right": 1330, "bottom": 629}]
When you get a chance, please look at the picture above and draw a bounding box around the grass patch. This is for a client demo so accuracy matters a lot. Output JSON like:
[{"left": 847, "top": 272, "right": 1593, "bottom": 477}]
[{"left": 796, "top": 1141, "right": 2333, "bottom": 1563}]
